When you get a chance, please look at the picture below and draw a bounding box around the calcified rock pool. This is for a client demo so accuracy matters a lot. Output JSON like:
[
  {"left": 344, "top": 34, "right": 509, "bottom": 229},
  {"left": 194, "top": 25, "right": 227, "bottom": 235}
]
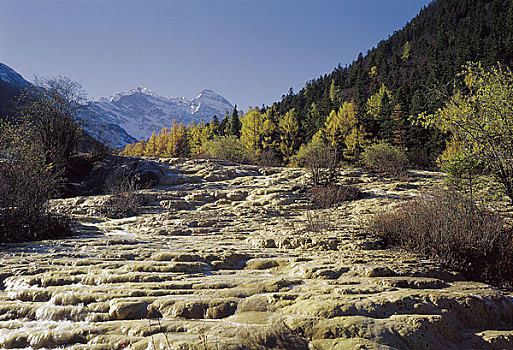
[{"left": 1, "top": 158, "right": 513, "bottom": 349}]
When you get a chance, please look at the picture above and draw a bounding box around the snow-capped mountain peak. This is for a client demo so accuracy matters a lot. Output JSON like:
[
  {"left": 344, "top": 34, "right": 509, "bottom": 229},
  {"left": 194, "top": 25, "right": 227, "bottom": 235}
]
[
  {"left": 192, "top": 89, "right": 233, "bottom": 116},
  {"left": 89, "top": 87, "right": 234, "bottom": 144},
  {"left": 100, "top": 86, "right": 160, "bottom": 103}
]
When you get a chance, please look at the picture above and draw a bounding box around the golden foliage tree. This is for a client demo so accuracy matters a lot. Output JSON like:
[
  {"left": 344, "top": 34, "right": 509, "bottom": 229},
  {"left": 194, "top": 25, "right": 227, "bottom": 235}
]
[
  {"left": 278, "top": 109, "right": 300, "bottom": 162},
  {"left": 187, "top": 121, "right": 213, "bottom": 156},
  {"left": 240, "top": 108, "right": 265, "bottom": 159}
]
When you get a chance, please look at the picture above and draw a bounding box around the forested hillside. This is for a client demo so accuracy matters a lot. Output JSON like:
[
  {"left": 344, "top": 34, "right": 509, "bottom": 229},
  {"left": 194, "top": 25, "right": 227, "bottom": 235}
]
[
  {"left": 271, "top": 0, "right": 513, "bottom": 166},
  {"left": 123, "top": 0, "right": 513, "bottom": 168}
]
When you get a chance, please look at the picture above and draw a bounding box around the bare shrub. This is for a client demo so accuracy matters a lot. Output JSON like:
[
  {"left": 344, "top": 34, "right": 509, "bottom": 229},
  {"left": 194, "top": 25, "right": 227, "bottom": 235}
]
[
  {"left": 259, "top": 149, "right": 281, "bottom": 167},
  {"left": 304, "top": 211, "right": 334, "bottom": 233},
  {"left": 101, "top": 176, "right": 142, "bottom": 218},
  {"left": 308, "top": 184, "right": 362, "bottom": 209},
  {"left": 16, "top": 76, "right": 88, "bottom": 175},
  {"left": 293, "top": 138, "right": 339, "bottom": 185},
  {"left": 0, "top": 121, "right": 70, "bottom": 242},
  {"left": 0, "top": 160, "right": 71, "bottom": 242},
  {"left": 361, "top": 141, "right": 408, "bottom": 176},
  {"left": 368, "top": 190, "right": 513, "bottom": 287}
]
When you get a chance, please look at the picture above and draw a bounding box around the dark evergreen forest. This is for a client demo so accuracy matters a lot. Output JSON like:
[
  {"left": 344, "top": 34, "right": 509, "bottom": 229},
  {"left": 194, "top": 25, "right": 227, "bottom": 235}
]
[{"left": 271, "top": 0, "right": 513, "bottom": 166}]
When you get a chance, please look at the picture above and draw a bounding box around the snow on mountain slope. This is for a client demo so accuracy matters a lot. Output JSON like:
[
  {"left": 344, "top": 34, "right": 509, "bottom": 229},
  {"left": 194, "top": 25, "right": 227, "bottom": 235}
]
[
  {"left": 89, "top": 87, "right": 234, "bottom": 142},
  {"left": 0, "top": 63, "right": 31, "bottom": 89},
  {"left": 0, "top": 62, "right": 233, "bottom": 148}
]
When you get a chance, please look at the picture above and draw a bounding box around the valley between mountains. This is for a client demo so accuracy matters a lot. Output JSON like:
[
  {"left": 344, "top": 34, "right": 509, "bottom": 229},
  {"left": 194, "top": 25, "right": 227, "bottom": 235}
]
[{"left": 1, "top": 158, "right": 512, "bottom": 350}]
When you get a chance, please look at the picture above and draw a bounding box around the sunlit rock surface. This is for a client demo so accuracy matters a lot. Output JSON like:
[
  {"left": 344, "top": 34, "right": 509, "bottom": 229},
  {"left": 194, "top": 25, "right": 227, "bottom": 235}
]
[{"left": 1, "top": 158, "right": 512, "bottom": 349}]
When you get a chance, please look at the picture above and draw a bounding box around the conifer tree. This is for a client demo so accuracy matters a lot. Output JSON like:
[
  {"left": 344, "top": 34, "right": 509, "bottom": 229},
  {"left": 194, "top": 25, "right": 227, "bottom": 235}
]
[
  {"left": 240, "top": 108, "right": 265, "bottom": 159},
  {"left": 278, "top": 109, "right": 300, "bottom": 161},
  {"left": 144, "top": 131, "right": 158, "bottom": 157},
  {"left": 303, "top": 103, "right": 322, "bottom": 141},
  {"left": 218, "top": 111, "right": 229, "bottom": 136},
  {"left": 324, "top": 101, "right": 359, "bottom": 157},
  {"left": 229, "top": 105, "right": 242, "bottom": 137}
]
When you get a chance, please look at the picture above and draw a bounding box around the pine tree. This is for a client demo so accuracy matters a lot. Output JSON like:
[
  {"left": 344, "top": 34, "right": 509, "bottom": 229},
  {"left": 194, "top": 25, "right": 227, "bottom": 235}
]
[
  {"left": 210, "top": 115, "right": 220, "bottom": 135},
  {"left": 229, "top": 105, "right": 242, "bottom": 137},
  {"left": 302, "top": 103, "right": 322, "bottom": 141},
  {"left": 219, "top": 111, "right": 229, "bottom": 136}
]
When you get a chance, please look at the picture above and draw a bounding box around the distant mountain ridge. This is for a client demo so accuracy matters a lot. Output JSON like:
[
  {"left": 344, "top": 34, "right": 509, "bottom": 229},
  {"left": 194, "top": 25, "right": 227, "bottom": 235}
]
[
  {"left": 89, "top": 87, "right": 234, "bottom": 144},
  {"left": 0, "top": 62, "right": 234, "bottom": 148}
]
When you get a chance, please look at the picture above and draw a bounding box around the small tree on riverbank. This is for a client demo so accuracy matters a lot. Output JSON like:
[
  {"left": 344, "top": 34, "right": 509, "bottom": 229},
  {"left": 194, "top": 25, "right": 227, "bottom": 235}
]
[
  {"left": 0, "top": 76, "right": 90, "bottom": 242},
  {"left": 417, "top": 63, "right": 513, "bottom": 204},
  {"left": 292, "top": 137, "right": 339, "bottom": 186},
  {"left": 16, "top": 76, "right": 87, "bottom": 174},
  {"left": 0, "top": 120, "right": 70, "bottom": 242}
]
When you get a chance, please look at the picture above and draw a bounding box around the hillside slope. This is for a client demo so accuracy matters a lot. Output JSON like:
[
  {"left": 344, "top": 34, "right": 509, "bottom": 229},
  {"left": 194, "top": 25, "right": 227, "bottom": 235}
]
[
  {"left": 0, "top": 63, "right": 31, "bottom": 119},
  {"left": 271, "top": 0, "right": 513, "bottom": 164}
]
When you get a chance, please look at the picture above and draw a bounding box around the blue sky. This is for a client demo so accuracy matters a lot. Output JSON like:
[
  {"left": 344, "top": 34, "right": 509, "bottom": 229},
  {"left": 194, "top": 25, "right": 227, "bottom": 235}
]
[{"left": 0, "top": 0, "right": 432, "bottom": 110}]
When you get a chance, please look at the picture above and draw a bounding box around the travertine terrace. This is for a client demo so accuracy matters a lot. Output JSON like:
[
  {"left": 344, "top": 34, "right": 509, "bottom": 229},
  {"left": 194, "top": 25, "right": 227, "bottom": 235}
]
[{"left": 1, "top": 158, "right": 512, "bottom": 349}]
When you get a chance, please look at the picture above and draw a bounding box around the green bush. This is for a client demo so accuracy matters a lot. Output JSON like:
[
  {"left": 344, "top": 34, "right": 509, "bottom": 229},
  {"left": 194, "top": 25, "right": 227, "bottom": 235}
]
[
  {"left": 368, "top": 190, "right": 513, "bottom": 288},
  {"left": 361, "top": 141, "right": 408, "bottom": 175},
  {"left": 204, "top": 135, "right": 248, "bottom": 163},
  {"left": 292, "top": 138, "right": 339, "bottom": 185}
]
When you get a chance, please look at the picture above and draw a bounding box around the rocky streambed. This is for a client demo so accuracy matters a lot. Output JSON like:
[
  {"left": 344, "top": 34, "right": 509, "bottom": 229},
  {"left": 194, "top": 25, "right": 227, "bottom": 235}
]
[{"left": 1, "top": 158, "right": 513, "bottom": 349}]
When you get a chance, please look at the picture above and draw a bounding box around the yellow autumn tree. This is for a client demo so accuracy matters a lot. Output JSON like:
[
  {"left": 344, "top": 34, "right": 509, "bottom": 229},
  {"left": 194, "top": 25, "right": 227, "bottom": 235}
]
[
  {"left": 121, "top": 139, "right": 147, "bottom": 156},
  {"left": 329, "top": 79, "right": 341, "bottom": 104},
  {"left": 155, "top": 128, "right": 169, "bottom": 156},
  {"left": 323, "top": 100, "right": 370, "bottom": 161},
  {"left": 166, "top": 121, "right": 188, "bottom": 157},
  {"left": 278, "top": 109, "right": 300, "bottom": 162},
  {"left": 144, "top": 131, "right": 158, "bottom": 157},
  {"left": 343, "top": 125, "right": 369, "bottom": 161},
  {"left": 240, "top": 107, "right": 266, "bottom": 159},
  {"left": 261, "top": 110, "right": 277, "bottom": 151},
  {"left": 366, "top": 84, "right": 392, "bottom": 119},
  {"left": 401, "top": 41, "right": 411, "bottom": 61},
  {"left": 325, "top": 101, "right": 358, "bottom": 148},
  {"left": 187, "top": 121, "right": 213, "bottom": 156}
]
